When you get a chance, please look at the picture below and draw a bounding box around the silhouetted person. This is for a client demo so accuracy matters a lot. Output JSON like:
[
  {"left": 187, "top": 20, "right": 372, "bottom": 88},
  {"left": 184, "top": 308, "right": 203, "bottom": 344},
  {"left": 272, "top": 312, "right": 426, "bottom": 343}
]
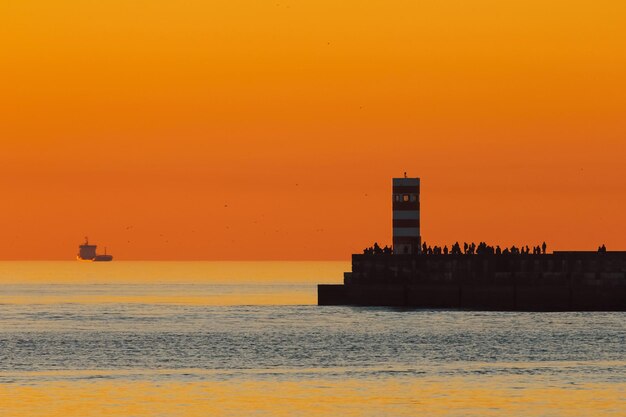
[
  {"left": 453, "top": 242, "right": 461, "bottom": 255},
  {"left": 373, "top": 242, "right": 382, "bottom": 254},
  {"left": 496, "top": 245, "right": 501, "bottom": 255},
  {"left": 542, "top": 241, "right": 547, "bottom": 254},
  {"left": 463, "top": 242, "right": 468, "bottom": 254},
  {"left": 443, "top": 245, "right": 449, "bottom": 255},
  {"left": 476, "top": 242, "right": 484, "bottom": 255},
  {"left": 422, "top": 242, "right": 428, "bottom": 255}
]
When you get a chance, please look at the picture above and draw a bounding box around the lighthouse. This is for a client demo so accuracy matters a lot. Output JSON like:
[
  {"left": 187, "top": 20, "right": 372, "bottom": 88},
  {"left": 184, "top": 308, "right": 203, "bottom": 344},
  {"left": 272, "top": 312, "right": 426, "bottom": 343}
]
[{"left": 392, "top": 176, "right": 421, "bottom": 254}]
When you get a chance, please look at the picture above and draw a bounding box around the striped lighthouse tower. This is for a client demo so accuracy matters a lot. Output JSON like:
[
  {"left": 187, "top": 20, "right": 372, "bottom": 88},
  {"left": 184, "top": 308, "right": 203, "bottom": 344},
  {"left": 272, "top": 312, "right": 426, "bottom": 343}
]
[{"left": 392, "top": 176, "right": 421, "bottom": 255}]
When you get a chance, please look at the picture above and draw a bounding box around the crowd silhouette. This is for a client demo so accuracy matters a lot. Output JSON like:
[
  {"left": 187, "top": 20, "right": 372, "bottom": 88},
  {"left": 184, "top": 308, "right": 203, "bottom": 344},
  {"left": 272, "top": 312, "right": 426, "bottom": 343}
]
[
  {"left": 363, "top": 241, "right": 550, "bottom": 255},
  {"left": 363, "top": 241, "right": 611, "bottom": 255},
  {"left": 420, "top": 241, "right": 548, "bottom": 255},
  {"left": 362, "top": 242, "right": 393, "bottom": 255}
]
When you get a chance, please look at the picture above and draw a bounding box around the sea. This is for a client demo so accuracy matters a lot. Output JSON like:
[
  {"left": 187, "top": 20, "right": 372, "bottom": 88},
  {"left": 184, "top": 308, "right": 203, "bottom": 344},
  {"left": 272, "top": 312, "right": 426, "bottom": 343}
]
[{"left": 0, "top": 261, "right": 624, "bottom": 417}]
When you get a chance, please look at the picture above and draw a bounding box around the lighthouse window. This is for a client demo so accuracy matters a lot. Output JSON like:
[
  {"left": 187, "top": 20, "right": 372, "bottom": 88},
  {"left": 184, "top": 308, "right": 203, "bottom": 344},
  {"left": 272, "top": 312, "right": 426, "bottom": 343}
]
[
  {"left": 394, "top": 194, "right": 401, "bottom": 202},
  {"left": 403, "top": 194, "right": 409, "bottom": 202},
  {"left": 410, "top": 194, "right": 416, "bottom": 202}
]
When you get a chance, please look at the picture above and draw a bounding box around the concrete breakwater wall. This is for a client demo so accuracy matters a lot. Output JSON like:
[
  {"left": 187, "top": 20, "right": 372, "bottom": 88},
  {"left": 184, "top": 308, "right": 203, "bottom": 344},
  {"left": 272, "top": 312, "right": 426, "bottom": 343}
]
[{"left": 318, "top": 251, "right": 626, "bottom": 311}]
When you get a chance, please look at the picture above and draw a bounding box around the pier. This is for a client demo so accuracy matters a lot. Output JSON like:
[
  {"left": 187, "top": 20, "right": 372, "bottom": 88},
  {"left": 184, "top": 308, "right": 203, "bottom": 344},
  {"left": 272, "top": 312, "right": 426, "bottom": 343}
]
[
  {"left": 318, "top": 176, "right": 626, "bottom": 311},
  {"left": 319, "top": 251, "right": 626, "bottom": 310}
]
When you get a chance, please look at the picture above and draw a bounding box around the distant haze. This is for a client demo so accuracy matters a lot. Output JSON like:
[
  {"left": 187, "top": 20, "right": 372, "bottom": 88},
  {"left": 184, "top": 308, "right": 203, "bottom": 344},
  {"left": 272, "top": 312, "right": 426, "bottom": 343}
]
[{"left": 1, "top": 1, "right": 625, "bottom": 259}]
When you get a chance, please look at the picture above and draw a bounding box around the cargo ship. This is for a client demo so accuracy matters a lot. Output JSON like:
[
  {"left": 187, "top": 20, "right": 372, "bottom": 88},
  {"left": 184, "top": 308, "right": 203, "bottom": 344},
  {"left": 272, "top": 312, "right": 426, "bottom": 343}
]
[{"left": 77, "top": 237, "right": 113, "bottom": 262}]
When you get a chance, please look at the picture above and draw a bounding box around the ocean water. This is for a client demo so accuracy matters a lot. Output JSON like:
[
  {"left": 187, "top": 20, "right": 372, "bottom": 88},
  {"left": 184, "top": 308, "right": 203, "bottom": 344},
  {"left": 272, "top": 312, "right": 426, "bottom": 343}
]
[{"left": 0, "top": 261, "right": 624, "bottom": 416}]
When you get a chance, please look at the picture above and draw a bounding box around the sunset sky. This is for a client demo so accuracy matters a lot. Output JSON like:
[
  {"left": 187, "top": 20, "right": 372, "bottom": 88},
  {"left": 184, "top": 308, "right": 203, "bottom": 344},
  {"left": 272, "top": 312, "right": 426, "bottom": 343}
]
[{"left": 1, "top": 0, "right": 625, "bottom": 260}]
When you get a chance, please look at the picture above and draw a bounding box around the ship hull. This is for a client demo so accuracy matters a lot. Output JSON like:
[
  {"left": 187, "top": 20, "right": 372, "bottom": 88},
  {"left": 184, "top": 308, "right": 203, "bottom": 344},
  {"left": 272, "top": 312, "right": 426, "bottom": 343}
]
[{"left": 76, "top": 255, "right": 113, "bottom": 262}]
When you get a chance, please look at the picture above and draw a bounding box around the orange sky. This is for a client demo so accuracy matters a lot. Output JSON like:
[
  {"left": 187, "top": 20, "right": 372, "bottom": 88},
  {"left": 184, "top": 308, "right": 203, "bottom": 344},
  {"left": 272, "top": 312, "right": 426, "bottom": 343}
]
[{"left": 1, "top": 0, "right": 625, "bottom": 260}]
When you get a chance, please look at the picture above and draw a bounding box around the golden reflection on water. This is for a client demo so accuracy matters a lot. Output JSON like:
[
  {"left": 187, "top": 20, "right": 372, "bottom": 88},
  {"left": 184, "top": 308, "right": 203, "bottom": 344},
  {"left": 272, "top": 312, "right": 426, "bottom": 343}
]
[
  {"left": 0, "top": 294, "right": 313, "bottom": 305},
  {"left": 0, "top": 261, "right": 348, "bottom": 284},
  {"left": 0, "top": 376, "right": 623, "bottom": 417},
  {"left": 0, "top": 261, "right": 346, "bottom": 305}
]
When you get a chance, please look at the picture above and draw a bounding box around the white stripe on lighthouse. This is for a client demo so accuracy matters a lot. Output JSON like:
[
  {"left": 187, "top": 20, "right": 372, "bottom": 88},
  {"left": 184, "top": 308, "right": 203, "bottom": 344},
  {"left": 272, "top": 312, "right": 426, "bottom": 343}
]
[
  {"left": 392, "top": 210, "right": 420, "bottom": 219},
  {"left": 393, "top": 227, "right": 420, "bottom": 237}
]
